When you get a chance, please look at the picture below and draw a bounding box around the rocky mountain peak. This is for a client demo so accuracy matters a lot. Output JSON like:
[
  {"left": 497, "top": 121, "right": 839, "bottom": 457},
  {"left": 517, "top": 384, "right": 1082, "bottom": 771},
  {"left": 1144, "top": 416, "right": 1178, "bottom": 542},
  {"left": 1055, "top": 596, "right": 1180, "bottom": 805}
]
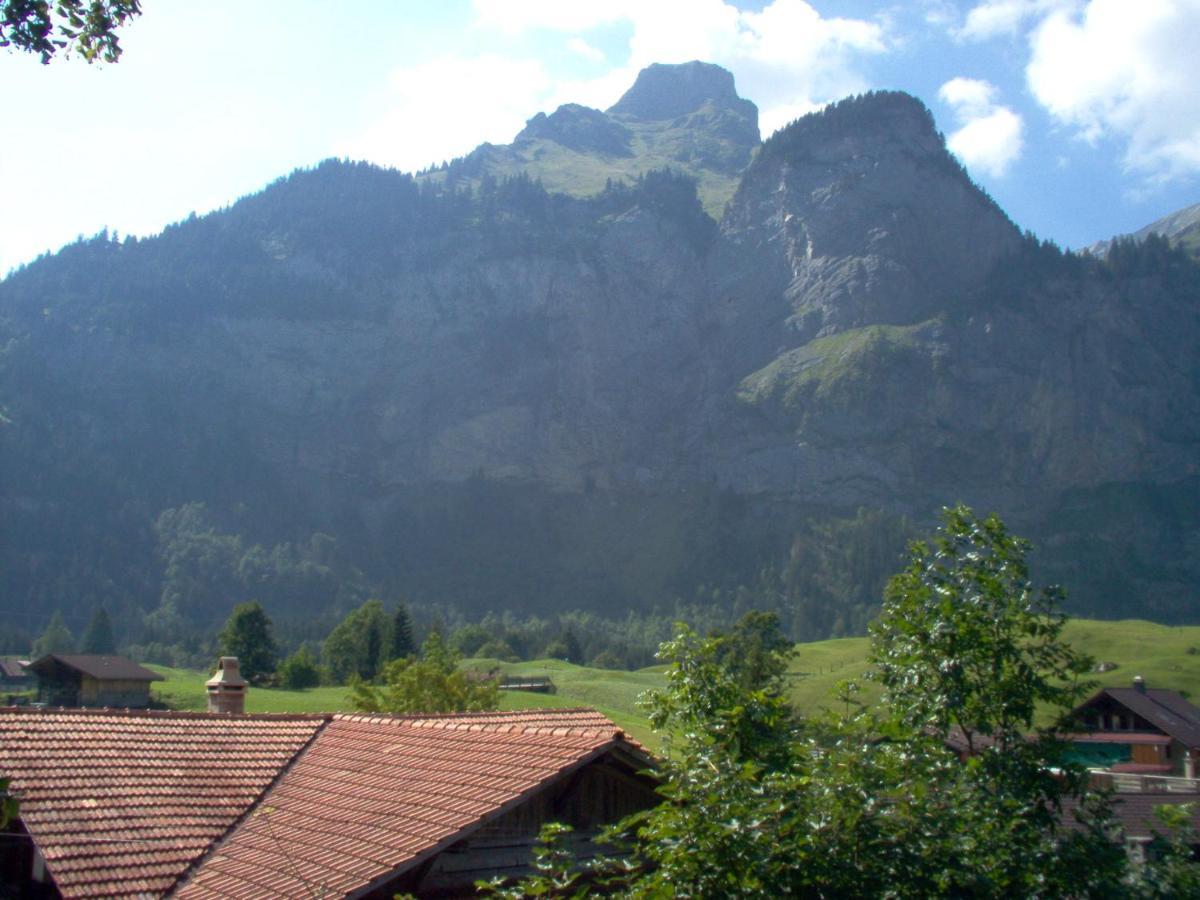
[
  {"left": 608, "top": 61, "right": 756, "bottom": 126},
  {"left": 725, "top": 90, "right": 1022, "bottom": 337},
  {"left": 515, "top": 103, "right": 633, "bottom": 157}
]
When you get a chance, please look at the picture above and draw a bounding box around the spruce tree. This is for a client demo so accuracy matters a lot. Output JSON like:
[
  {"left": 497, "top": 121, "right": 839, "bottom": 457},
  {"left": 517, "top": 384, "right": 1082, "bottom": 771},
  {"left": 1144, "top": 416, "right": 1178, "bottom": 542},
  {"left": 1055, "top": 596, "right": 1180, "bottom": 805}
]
[
  {"left": 390, "top": 604, "right": 414, "bottom": 661},
  {"left": 79, "top": 606, "right": 116, "bottom": 655}
]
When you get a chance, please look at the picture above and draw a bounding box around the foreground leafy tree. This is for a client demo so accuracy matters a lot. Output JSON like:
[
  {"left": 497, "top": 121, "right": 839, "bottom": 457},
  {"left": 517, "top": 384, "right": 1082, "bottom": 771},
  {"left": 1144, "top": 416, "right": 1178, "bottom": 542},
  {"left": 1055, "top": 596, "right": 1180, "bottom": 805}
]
[
  {"left": 217, "top": 601, "right": 277, "bottom": 682},
  {"left": 2, "top": 0, "right": 142, "bottom": 63},
  {"left": 490, "top": 510, "right": 1139, "bottom": 898},
  {"left": 350, "top": 631, "right": 499, "bottom": 715},
  {"left": 0, "top": 776, "right": 16, "bottom": 829},
  {"left": 870, "top": 504, "right": 1092, "bottom": 749}
]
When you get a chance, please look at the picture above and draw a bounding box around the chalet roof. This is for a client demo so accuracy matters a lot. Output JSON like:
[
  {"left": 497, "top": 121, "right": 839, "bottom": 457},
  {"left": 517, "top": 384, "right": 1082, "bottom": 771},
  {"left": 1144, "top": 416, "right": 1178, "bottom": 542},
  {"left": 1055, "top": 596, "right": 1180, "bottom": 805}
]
[
  {"left": 0, "top": 706, "right": 648, "bottom": 899},
  {"left": 175, "top": 709, "right": 647, "bottom": 899},
  {"left": 0, "top": 707, "right": 324, "bottom": 898},
  {"left": 0, "top": 657, "right": 30, "bottom": 679},
  {"left": 1078, "top": 684, "right": 1200, "bottom": 749},
  {"left": 27, "top": 654, "right": 165, "bottom": 682}
]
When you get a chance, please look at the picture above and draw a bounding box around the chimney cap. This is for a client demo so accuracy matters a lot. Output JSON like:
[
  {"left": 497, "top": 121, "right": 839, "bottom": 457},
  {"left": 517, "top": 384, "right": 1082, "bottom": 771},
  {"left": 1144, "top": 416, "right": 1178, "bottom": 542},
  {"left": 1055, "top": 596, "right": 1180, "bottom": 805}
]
[{"left": 206, "top": 656, "right": 247, "bottom": 689}]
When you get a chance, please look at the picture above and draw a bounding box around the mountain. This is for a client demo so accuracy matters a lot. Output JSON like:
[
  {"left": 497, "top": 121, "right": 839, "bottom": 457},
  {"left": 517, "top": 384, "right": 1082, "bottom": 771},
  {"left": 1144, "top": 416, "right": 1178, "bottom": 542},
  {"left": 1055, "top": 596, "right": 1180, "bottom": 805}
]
[
  {"left": 2, "top": 63, "right": 1198, "bottom": 646},
  {"left": 423, "top": 60, "right": 758, "bottom": 217},
  {"left": 1087, "top": 200, "right": 1200, "bottom": 258}
]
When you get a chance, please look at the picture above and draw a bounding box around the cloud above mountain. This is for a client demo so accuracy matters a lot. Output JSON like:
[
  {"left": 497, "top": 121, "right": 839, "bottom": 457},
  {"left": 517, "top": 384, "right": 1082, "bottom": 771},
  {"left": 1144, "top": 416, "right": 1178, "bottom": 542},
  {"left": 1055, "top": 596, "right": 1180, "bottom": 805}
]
[
  {"left": 939, "top": 77, "right": 1024, "bottom": 177},
  {"left": 340, "top": 0, "right": 889, "bottom": 172},
  {"left": 957, "top": 0, "right": 1200, "bottom": 187}
]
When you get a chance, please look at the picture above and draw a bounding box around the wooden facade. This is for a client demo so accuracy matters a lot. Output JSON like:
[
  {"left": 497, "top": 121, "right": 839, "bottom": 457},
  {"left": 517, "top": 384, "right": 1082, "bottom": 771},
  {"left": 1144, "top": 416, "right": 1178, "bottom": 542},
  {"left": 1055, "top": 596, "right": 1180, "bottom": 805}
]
[{"left": 369, "top": 746, "right": 658, "bottom": 898}]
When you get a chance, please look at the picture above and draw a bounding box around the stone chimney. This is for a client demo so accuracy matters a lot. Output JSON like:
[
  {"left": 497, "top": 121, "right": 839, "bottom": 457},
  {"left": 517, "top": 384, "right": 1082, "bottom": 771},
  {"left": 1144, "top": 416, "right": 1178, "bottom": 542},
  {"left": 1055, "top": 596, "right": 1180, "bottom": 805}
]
[
  {"left": 206, "top": 657, "right": 247, "bottom": 714},
  {"left": 1133, "top": 675, "right": 1147, "bottom": 694}
]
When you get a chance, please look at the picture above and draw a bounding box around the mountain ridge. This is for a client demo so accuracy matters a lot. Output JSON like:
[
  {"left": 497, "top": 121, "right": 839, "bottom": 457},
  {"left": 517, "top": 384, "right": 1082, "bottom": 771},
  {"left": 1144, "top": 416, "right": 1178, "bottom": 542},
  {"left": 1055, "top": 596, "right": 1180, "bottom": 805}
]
[{"left": 2, "top": 63, "right": 1198, "bottom": 646}]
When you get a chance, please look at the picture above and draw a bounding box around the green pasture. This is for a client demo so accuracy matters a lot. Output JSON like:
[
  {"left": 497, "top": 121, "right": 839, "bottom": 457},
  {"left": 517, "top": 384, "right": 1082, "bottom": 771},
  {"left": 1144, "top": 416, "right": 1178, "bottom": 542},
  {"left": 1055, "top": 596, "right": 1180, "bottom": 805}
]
[{"left": 148, "top": 619, "right": 1200, "bottom": 750}]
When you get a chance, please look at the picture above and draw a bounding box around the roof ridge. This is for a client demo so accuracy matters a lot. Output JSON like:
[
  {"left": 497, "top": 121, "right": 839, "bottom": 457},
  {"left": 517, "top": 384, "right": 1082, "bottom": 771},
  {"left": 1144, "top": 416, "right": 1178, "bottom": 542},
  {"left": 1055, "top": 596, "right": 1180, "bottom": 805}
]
[
  {"left": 331, "top": 707, "right": 614, "bottom": 727},
  {"left": 0, "top": 706, "right": 331, "bottom": 722},
  {"left": 332, "top": 706, "right": 604, "bottom": 721},
  {"left": 165, "top": 717, "right": 334, "bottom": 896}
]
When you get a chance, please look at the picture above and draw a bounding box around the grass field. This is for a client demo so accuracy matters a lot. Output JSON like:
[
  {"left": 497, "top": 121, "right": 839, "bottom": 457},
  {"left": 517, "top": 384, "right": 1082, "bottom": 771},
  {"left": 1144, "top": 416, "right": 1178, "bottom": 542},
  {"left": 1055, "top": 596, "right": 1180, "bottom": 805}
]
[
  {"left": 149, "top": 657, "right": 666, "bottom": 747},
  {"left": 148, "top": 619, "right": 1200, "bottom": 749}
]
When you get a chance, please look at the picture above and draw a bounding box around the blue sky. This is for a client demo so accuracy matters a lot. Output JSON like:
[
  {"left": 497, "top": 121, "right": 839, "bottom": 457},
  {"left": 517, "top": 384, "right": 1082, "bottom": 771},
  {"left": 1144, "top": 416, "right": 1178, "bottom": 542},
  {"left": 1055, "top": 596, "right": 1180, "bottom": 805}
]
[{"left": 2, "top": 0, "right": 1198, "bottom": 275}]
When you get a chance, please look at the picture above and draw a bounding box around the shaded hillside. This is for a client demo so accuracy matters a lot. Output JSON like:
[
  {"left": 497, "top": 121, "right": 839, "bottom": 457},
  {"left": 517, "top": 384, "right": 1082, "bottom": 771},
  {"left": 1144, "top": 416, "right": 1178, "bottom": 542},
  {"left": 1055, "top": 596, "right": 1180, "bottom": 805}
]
[{"left": 2, "top": 64, "right": 1198, "bottom": 648}]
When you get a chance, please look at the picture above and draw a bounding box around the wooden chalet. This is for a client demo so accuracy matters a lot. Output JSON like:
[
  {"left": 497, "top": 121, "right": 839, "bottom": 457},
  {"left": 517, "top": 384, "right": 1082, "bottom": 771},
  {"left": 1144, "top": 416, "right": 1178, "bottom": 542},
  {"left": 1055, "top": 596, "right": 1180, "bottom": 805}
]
[
  {"left": 0, "top": 706, "right": 657, "bottom": 898},
  {"left": 26, "top": 654, "right": 164, "bottom": 709},
  {"left": 1068, "top": 677, "right": 1200, "bottom": 777}
]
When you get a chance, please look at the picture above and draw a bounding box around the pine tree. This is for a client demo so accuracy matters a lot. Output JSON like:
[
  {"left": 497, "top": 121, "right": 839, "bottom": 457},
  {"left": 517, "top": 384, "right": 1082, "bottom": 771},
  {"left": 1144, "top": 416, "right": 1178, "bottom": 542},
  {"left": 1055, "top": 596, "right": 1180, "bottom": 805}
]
[
  {"left": 390, "top": 604, "right": 414, "bottom": 662},
  {"left": 79, "top": 606, "right": 116, "bottom": 655}
]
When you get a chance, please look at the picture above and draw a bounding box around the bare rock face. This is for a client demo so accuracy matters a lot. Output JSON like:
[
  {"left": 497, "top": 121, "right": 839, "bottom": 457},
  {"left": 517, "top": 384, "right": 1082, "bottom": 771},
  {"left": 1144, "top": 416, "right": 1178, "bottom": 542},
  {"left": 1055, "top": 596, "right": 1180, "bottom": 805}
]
[{"left": 724, "top": 92, "right": 1021, "bottom": 340}]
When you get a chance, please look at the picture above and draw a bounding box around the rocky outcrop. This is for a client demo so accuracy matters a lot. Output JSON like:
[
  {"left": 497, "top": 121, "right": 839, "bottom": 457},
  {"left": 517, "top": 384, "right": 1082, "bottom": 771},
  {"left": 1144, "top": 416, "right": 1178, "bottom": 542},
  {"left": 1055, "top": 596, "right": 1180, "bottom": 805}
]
[{"left": 515, "top": 104, "right": 633, "bottom": 157}]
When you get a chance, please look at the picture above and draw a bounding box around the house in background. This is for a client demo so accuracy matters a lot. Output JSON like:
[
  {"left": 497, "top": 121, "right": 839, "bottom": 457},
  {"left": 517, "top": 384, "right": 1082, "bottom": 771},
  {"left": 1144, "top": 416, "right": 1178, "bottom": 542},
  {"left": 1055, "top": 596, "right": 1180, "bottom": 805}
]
[
  {"left": 1067, "top": 677, "right": 1200, "bottom": 777},
  {"left": 0, "top": 703, "right": 656, "bottom": 898},
  {"left": 26, "top": 654, "right": 164, "bottom": 708},
  {"left": 0, "top": 658, "right": 31, "bottom": 694}
]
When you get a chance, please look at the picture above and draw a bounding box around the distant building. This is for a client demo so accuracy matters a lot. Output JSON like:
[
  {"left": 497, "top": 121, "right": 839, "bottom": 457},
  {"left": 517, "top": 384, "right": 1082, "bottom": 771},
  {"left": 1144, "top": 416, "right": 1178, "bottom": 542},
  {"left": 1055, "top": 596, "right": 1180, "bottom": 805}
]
[
  {"left": 1067, "top": 677, "right": 1200, "bottom": 777},
  {"left": 0, "top": 658, "right": 31, "bottom": 693},
  {"left": 26, "top": 654, "right": 164, "bottom": 708}
]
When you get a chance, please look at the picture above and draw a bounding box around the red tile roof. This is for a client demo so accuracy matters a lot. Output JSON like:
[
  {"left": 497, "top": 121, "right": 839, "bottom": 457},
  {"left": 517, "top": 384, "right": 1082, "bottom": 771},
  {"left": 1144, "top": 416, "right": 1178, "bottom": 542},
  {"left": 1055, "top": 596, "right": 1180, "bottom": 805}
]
[
  {"left": 0, "top": 708, "right": 324, "bottom": 898},
  {"left": 175, "top": 709, "right": 643, "bottom": 899},
  {"left": 0, "top": 706, "right": 648, "bottom": 899}
]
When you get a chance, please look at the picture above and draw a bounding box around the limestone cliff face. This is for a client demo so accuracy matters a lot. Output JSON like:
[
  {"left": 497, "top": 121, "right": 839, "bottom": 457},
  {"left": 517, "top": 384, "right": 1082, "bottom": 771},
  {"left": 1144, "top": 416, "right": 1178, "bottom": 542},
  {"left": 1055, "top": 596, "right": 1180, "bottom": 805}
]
[{"left": 2, "top": 66, "right": 1198, "bottom": 629}]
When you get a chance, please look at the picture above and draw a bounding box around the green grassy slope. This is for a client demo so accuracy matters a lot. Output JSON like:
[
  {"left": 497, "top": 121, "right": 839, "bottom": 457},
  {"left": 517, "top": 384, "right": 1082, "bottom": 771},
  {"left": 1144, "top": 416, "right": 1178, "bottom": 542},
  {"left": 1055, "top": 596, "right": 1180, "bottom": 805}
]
[
  {"left": 148, "top": 619, "right": 1200, "bottom": 750},
  {"left": 148, "top": 658, "right": 665, "bottom": 747}
]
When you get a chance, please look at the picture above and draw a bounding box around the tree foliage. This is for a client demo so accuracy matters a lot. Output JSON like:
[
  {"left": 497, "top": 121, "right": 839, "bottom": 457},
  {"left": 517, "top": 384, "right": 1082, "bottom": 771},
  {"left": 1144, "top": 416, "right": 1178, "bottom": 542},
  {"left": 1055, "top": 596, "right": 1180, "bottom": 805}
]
[
  {"left": 32, "top": 610, "right": 75, "bottom": 657},
  {"left": 277, "top": 644, "right": 320, "bottom": 690},
  {"left": 217, "top": 601, "right": 277, "bottom": 682},
  {"left": 493, "top": 509, "right": 1158, "bottom": 898},
  {"left": 1, "top": 0, "right": 142, "bottom": 63},
  {"left": 79, "top": 605, "right": 116, "bottom": 655},
  {"left": 323, "top": 599, "right": 390, "bottom": 684},
  {"left": 350, "top": 631, "right": 499, "bottom": 715},
  {"left": 389, "top": 603, "right": 415, "bottom": 662},
  {"left": 870, "top": 504, "right": 1094, "bottom": 750},
  {"left": 0, "top": 776, "right": 16, "bottom": 830}
]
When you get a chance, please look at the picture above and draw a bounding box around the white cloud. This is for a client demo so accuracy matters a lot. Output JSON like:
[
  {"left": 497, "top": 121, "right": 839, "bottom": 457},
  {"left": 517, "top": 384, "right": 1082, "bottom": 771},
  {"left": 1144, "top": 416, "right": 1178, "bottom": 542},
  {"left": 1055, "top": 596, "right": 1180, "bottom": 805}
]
[
  {"left": 1026, "top": 0, "right": 1200, "bottom": 182},
  {"left": 335, "top": 55, "right": 552, "bottom": 172},
  {"left": 340, "top": 1, "right": 890, "bottom": 174},
  {"left": 956, "top": 0, "right": 1069, "bottom": 41},
  {"left": 475, "top": 0, "right": 887, "bottom": 138},
  {"left": 939, "top": 77, "right": 1025, "bottom": 176},
  {"left": 566, "top": 37, "right": 605, "bottom": 63}
]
